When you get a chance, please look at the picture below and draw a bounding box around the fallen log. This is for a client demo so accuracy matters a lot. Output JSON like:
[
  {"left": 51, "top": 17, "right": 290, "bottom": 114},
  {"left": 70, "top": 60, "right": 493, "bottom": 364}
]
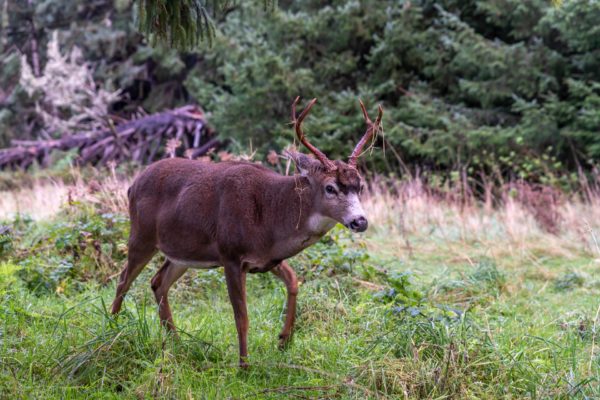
[{"left": 0, "top": 105, "right": 222, "bottom": 170}]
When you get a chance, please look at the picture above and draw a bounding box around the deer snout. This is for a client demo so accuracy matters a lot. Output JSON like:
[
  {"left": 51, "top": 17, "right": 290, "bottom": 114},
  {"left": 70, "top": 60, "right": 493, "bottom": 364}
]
[
  {"left": 343, "top": 194, "right": 368, "bottom": 232},
  {"left": 348, "top": 216, "right": 368, "bottom": 232}
]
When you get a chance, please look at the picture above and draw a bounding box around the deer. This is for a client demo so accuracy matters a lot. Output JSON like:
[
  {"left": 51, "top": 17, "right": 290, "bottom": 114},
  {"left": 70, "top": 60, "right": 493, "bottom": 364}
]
[{"left": 110, "top": 97, "right": 383, "bottom": 367}]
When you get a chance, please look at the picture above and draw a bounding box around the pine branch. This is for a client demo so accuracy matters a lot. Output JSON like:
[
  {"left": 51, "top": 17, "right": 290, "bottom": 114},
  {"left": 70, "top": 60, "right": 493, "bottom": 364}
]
[{"left": 136, "top": 0, "right": 276, "bottom": 49}]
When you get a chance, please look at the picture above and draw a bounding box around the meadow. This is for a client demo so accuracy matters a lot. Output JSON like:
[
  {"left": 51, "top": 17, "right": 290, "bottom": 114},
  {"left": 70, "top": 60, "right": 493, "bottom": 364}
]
[{"left": 1, "top": 169, "right": 600, "bottom": 399}]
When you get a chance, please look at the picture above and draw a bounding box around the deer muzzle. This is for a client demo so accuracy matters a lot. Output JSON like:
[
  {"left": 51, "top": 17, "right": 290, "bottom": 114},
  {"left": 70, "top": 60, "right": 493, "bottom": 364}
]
[
  {"left": 348, "top": 216, "right": 368, "bottom": 232},
  {"left": 343, "top": 193, "right": 368, "bottom": 233}
]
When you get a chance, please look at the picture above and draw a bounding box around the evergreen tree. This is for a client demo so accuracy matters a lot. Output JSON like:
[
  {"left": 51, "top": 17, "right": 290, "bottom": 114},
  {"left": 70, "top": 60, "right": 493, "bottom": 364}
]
[{"left": 1, "top": 0, "right": 599, "bottom": 188}]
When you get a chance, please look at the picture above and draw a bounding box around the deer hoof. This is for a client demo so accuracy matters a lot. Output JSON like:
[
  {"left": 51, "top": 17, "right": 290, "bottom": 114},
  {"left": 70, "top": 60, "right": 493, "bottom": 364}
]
[
  {"left": 278, "top": 334, "right": 292, "bottom": 350},
  {"left": 110, "top": 299, "right": 122, "bottom": 315},
  {"left": 239, "top": 358, "right": 249, "bottom": 369}
]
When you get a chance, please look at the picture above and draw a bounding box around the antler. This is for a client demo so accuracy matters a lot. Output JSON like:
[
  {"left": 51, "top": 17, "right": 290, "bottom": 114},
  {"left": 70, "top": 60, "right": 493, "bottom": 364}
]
[
  {"left": 348, "top": 100, "right": 384, "bottom": 167},
  {"left": 292, "top": 97, "right": 336, "bottom": 170}
]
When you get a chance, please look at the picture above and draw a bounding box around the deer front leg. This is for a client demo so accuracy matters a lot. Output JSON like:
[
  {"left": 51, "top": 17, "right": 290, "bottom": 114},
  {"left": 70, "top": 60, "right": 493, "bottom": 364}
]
[
  {"left": 271, "top": 261, "right": 298, "bottom": 349},
  {"left": 224, "top": 261, "right": 249, "bottom": 368}
]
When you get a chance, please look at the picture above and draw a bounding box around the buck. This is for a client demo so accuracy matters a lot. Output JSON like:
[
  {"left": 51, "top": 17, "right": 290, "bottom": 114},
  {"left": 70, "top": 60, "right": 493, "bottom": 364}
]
[{"left": 110, "top": 97, "right": 383, "bottom": 367}]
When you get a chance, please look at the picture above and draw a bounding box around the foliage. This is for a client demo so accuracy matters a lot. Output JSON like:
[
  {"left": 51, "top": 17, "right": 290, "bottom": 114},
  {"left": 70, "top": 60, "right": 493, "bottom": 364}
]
[
  {"left": 136, "top": 0, "right": 278, "bottom": 49},
  {"left": 3, "top": 201, "right": 128, "bottom": 294},
  {"left": 293, "top": 225, "right": 371, "bottom": 277},
  {"left": 2, "top": 0, "right": 600, "bottom": 187},
  {"left": 183, "top": 0, "right": 600, "bottom": 184},
  {"left": 137, "top": 0, "right": 220, "bottom": 49}
]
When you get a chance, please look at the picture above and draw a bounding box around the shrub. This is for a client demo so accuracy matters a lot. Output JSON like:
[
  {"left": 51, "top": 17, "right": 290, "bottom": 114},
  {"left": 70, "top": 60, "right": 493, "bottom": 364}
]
[{"left": 10, "top": 201, "right": 128, "bottom": 294}]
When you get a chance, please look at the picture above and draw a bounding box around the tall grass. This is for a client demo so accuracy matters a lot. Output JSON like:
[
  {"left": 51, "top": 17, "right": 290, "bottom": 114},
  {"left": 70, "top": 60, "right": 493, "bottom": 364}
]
[
  {"left": 364, "top": 175, "right": 600, "bottom": 260},
  {"left": 0, "top": 166, "right": 131, "bottom": 219}
]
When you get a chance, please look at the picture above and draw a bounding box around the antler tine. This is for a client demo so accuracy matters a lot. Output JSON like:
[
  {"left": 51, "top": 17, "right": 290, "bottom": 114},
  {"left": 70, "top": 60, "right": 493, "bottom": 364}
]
[
  {"left": 359, "top": 99, "right": 371, "bottom": 125},
  {"left": 292, "top": 97, "right": 336, "bottom": 170},
  {"left": 349, "top": 100, "right": 384, "bottom": 166}
]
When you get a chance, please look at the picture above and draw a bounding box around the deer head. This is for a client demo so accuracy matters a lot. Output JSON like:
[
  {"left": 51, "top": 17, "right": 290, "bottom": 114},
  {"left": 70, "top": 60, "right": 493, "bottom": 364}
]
[{"left": 288, "top": 97, "right": 383, "bottom": 233}]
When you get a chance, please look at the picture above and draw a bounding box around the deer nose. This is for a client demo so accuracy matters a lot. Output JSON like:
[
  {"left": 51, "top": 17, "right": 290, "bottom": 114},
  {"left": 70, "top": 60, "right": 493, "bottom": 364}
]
[{"left": 349, "top": 216, "right": 368, "bottom": 232}]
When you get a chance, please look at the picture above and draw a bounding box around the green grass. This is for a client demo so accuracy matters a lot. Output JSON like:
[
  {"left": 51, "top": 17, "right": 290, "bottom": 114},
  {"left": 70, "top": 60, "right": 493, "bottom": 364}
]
[
  {"left": 2, "top": 198, "right": 600, "bottom": 398},
  {"left": 1, "top": 265, "right": 390, "bottom": 398}
]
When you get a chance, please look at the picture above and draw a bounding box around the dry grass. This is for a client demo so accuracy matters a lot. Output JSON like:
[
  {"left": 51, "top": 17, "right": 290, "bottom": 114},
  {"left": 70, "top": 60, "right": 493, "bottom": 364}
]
[
  {"left": 363, "top": 178, "right": 600, "bottom": 264},
  {"left": 0, "top": 180, "right": 70, "bottom": 220},
  {"left": 0, "top": 169, "right": 130, "bottom": 220}
]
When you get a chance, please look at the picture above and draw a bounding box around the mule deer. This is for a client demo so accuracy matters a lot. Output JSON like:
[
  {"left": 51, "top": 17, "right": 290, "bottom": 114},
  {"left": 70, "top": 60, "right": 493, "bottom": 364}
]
[{"left": 110, "top": 97, "right": 383, "bottom": 367}]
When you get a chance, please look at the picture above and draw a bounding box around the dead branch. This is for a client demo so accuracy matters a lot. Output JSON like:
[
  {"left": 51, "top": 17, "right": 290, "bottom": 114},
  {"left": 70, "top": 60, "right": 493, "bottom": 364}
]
[{"left": 0, "top": 105, "right": 222, "bottom": 170}]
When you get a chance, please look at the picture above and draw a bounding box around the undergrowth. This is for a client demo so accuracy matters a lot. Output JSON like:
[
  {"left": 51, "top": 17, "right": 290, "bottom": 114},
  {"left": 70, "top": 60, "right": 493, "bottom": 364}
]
[{"left": 1, "top": 184, "right": 600, "bottom": 398}]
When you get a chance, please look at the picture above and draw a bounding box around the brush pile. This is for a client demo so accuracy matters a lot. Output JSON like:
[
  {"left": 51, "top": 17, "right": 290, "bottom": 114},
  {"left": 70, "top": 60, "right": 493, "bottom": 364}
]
[{"left": 0, "top": 105, "right": 222, "bottom": 170}]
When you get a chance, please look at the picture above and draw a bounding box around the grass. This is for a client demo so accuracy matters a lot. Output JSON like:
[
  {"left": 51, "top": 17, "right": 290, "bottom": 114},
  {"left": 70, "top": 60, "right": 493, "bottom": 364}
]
[{"left": 1, "top": 173, "right": 600, "bottom": 398}]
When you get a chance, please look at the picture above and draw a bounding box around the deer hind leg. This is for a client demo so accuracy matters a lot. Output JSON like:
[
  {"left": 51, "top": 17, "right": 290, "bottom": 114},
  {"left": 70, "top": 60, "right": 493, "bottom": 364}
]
[
  {"left": 151, "top": 260, "right": 188, "bottom": 332},
  {"left": 223, "top": 261, "right": 249, "bottom": 368},
  {"left": 271, "top": 260, "right": 299, "bottom": 349},
  {"left": 111, "top": 241, "right": 156, "bottom": 314}
]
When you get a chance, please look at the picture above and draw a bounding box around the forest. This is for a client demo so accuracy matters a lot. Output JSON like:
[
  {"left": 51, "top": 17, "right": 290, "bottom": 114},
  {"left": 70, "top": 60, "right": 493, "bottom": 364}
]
[
  {"left": 1, "top": 0, "right": 599, "bottom": 183},
  {"left": 1, "top": 0, "right": 600, "bottom": 398}
]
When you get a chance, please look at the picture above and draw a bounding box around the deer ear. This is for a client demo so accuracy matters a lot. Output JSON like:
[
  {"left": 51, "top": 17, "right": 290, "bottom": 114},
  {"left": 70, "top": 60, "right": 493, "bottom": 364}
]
[{"left": 286, "top": 151, "right": 322, "bottom": 176}]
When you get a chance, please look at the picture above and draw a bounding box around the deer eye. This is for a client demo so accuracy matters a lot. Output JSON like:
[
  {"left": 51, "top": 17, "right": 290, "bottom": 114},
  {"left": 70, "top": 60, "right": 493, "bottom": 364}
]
[{"left": 325, "top": 185, "right": 337, "bottom": 195}]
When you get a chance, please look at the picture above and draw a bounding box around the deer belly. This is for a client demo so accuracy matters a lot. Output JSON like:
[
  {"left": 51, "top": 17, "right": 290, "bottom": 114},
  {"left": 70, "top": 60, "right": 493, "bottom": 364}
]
[{"left": 166, "top": 256, "right": 219, "bottom": 269}]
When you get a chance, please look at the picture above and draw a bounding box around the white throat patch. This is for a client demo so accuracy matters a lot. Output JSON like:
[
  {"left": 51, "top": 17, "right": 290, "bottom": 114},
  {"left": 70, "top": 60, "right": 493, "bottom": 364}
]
[{"left": 307, "top": 213, "right": 336, "bottom": 234}]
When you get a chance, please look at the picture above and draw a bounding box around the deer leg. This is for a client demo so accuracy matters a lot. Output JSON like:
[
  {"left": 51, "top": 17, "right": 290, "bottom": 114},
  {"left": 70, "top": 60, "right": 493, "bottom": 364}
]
[
  {"left": 151, "top": 260, "right": 188, "bottom": 332},
  {"left": 111, "top": 244, "right": 156, "bottom": 314},
  {"left": 224, "top": 262, "right": 249, "bottom": 368},
  {"left": 271, "top": 261, "right": 298, "bottom": 349}
]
